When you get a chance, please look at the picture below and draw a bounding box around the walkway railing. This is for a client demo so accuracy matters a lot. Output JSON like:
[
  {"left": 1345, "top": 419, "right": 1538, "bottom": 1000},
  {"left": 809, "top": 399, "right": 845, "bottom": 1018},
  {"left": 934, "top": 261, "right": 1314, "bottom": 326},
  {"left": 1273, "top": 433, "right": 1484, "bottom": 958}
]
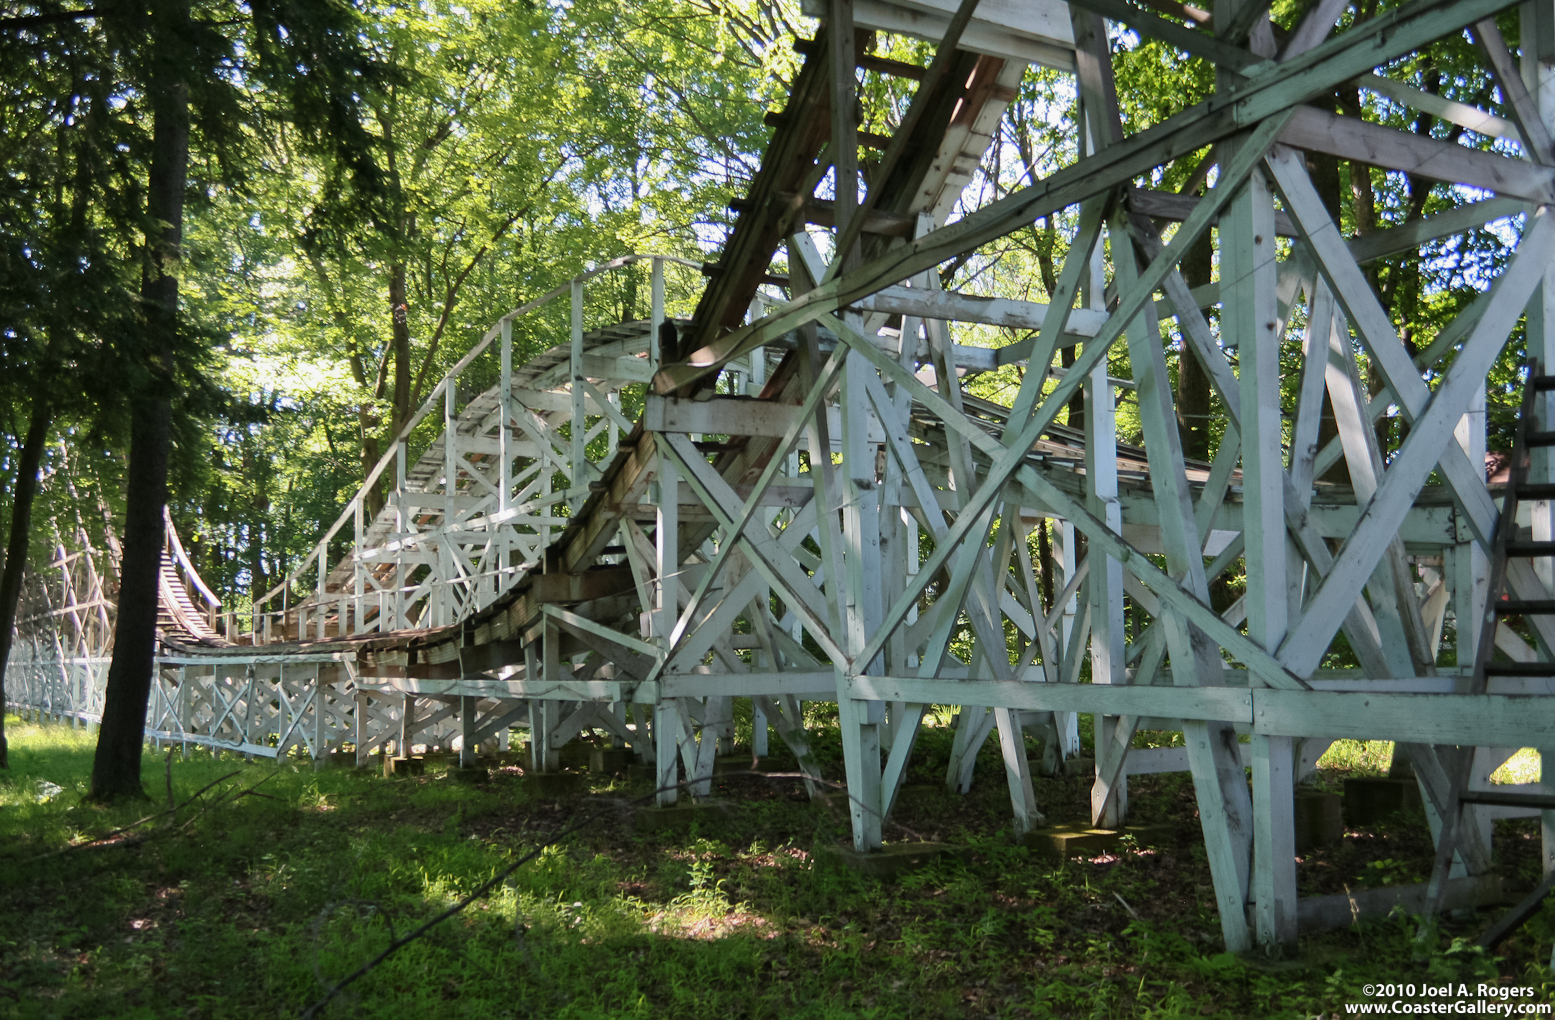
[{"left": 245, "top": 254, "right": 704, "bottom": 645}]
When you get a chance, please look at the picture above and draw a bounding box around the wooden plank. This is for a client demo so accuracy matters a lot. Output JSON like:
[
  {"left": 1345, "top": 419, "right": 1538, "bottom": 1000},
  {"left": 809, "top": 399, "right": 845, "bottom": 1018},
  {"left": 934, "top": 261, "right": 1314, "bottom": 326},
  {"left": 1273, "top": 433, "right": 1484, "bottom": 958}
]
[
  {"left": 643, "top": 394, "right": 884, "bottom": 442},
  {"left": 852, "top": 284, "right": 1107, "bottom": 336},
  {"left": 1278, "top": 105, "right": 1555, "bottom": 203},
  {"left": 1297, "top": 875, "right": 1503, "bottom": 933},
  {"left": 1253, "top": 690, "right": 1555, "bottom": 746},
  {"left": 1130, "top": 187, "right": 1296, "bottom": 236},
  {"left": 1469, "top": 17, "right": 1555, "bottom": 163},
  {"left": 1356, "top": 74, "right": 1522, "bottom": 144},
  {"left": 845, "top": 674, "right": 1254, "bottom": 720},
  {"left": 661, "top": 671, "right": 836, "bottom": 698},
  {"left": 658, "top": 0, "right": 1523, "bottom": 394},
  {"left": 1274, "top": 206, "right": 1555, "bottom": 675},
  {"left": 827, "top": 0, "right": 1078, "bottom": 69}
]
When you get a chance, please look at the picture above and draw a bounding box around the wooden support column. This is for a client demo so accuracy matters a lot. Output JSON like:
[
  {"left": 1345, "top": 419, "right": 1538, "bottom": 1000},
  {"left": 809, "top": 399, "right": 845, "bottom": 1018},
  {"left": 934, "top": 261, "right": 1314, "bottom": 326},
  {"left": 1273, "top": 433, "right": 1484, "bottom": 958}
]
[
  {"left": 1113, "top": 201, "right": 1255, "bottom": 953},
  {"left": 461, "top": 696, "right": 478, "bottom": 768},
  {"left": 837, "top": 343, "right": 886, "bottom": 849},
  {"left": 570, "top": 276, "right": 586, "bottom": 512},
  {"left": 355, "top": 692, "right": 371, "bottom": 767},
  {"left": 1226, "top": 159, "right": 1297, "bottom": 951},
  {"left": 1087, "top": 368, "right": 1128, "bottom": 827},
  {"left": 541, "top": 623, "right": 561, "bottom": 772},
  {"left": 650, "top": 257, "right": 665, "bottom": 373},
  {"left": 655, "top": 448, "right": 680, "bottom": 805},
  {"left": 311, "top": 666, "right": 327, "bottom": 765},
  {"left": 401, "top": 693, "right": 417, "bottom": 758},
  {"left": 394, "top": 438, "right": 407, "bottom": 630}
]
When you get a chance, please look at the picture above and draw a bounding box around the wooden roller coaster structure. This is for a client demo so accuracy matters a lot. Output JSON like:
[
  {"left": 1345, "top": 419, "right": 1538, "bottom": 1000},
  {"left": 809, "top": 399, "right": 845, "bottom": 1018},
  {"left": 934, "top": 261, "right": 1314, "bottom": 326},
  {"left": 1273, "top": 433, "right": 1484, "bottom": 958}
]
[{"left": 11, "top": 0, "right": 1555, "bottom": 953}]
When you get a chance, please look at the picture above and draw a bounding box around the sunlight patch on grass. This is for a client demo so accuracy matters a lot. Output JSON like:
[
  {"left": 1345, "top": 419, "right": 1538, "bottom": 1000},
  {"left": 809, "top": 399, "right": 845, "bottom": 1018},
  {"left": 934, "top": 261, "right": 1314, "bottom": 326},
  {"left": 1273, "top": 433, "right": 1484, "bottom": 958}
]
[
  {"left": 0, "top": 715, "right": 97, "bottom": 811},
  {"left": 1316, "top": 739, "right": 1394, "bottom": 775},
  {"left": 1490, "top": 747, "right": 1541, "bottom": 785}
]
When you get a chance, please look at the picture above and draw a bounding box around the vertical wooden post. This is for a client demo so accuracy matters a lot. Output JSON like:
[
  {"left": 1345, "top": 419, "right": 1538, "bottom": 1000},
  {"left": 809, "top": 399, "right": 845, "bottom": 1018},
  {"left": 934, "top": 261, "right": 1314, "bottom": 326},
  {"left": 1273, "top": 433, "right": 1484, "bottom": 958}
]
[
  {"left": 570, "top": 277, "right": 586, "bottom": 511},
  {"left": 355, "top": 692, "right": 370, "bottom": 767},
  {"left": 400, "top": 693, "right": 417, "bottom": 759},
  {"left": 654, "top": 449, "right": 680, "bottom": 804},
  {"left": 312, "top": 666, "right": 327, "bottom": 766},
  {"left": 541, "top": 622, "right": 561, "bottom": 772},
  {"left": 315, "top": 545, "right": 327, "bottom": 641},
  {"left": 838, "top": 349, "right": 884, "bottom": 850},
  {"left": 395, "top": 438, "right": 407, "bottom": 630},
  {"left": 650, "top": 257, "right": 665, "bottom": 373},
  {"left": 1227, "top": 160, "right": 1297, "bottom": 951},
  {"left": 1087, "top": 368, "right": 1127, "bottom": 827},
  {"left": 461, "top": 696, "right": 478, "bottom": 768},
  {"left": 353, "top": 498, "right": 364, "bottom": 634},
  {"left": 500, "top": 318, "right": 515, "bottom": 597}
]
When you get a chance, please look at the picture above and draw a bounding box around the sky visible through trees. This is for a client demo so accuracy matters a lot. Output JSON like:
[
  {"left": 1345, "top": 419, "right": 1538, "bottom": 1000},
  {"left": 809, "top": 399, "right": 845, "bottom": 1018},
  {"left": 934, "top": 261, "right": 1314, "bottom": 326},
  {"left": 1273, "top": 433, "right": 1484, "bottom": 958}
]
[{"left": 0, "top": 0, "right": 1528, "bottom": 708}]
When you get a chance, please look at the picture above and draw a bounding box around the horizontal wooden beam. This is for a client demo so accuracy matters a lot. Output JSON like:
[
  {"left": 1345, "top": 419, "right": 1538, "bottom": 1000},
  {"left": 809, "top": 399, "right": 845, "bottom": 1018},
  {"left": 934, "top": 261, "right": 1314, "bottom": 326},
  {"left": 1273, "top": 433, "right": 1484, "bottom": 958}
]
[
  {"left": 1297, "top": 875, "right": 1503, "bottom": 934},
  {"left": 643, "top": 394, "right": 886, "bottom": 442},
  {"left": 1130, "top": 187, "right": 1297, "bottom": 236},
  {"left": 731, "top": 193, "right": 917, "bottom": 236},
  {"left": 844, "top": 675, "right": 1555, "bottom": 748},
  {"left": 658, "top": 0, "right": 1528, "bottom": 393},
  {"left": 852, "top": 284, "right": 1108, "bottom": 339},
  {"left": 793, "top": 37, "right": 926, "bottom": 79},
  {"left": 1279, "top": 105, "right": 1555, "bottom": 203}
]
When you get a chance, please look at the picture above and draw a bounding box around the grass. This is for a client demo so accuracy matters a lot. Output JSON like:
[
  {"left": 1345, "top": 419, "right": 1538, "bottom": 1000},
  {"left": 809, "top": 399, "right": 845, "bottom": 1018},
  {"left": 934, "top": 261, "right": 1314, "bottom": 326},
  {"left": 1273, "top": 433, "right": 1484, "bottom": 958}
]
[{"left": 2, "top": 714, "right": 1554, "bottom": 1018}]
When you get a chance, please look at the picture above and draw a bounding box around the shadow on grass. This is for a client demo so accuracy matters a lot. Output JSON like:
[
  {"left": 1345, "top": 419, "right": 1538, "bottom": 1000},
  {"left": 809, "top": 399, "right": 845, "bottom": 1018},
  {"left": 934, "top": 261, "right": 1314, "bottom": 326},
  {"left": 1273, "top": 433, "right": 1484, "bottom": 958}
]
[{"left": 1, "top": 715, "right": 1548, "bottom": 1019}]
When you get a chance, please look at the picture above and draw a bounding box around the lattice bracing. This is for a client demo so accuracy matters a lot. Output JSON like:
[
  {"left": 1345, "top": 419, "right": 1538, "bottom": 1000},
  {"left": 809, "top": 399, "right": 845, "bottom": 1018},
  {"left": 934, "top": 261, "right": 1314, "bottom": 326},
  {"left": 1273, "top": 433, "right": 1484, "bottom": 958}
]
[{"left": 12, "top": 0, "right": 1555, "bottom": 954}]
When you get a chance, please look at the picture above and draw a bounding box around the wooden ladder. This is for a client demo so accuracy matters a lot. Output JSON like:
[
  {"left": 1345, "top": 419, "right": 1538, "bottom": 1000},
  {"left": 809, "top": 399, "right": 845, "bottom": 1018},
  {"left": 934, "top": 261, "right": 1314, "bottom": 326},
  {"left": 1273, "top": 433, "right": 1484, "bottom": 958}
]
[{"left": 1426, "top": 362, "right": 1555, "bottom": 945}]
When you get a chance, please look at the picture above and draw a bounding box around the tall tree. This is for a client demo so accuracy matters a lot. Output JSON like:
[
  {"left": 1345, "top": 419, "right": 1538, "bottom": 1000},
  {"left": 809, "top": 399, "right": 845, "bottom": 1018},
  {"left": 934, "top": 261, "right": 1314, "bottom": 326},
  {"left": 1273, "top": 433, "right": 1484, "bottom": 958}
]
[
  {"left": 0, "top": 8, "right": 145, "bottom": 766},
  {"left": 89, "top": 1, "right": 190, "bottom": 800},
  {"left": 88, "top": 0, "right": 386, "bottom": 799}
]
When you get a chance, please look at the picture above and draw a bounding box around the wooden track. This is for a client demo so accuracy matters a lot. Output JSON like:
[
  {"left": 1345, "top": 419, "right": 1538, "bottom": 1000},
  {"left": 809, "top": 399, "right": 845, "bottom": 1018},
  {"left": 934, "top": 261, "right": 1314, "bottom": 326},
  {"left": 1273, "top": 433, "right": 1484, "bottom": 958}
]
[{"left": 14, "top": 0, "right": 1555, "bottom": 953}]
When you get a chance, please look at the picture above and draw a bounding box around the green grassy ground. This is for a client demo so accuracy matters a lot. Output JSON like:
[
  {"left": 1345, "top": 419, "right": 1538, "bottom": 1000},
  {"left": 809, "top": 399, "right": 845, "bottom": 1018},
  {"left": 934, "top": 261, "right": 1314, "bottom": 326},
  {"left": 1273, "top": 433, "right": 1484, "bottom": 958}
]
[{"left": 2, "top": 715, "right": 1553, "bottom": 1019}]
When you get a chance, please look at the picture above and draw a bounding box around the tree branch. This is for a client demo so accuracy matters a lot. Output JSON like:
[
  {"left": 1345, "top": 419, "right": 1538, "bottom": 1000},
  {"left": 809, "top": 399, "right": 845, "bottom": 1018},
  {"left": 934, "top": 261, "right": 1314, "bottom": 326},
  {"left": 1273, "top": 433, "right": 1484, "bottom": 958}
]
[{"left": 0, "top": 6, "right": 107, "bottom": 31}]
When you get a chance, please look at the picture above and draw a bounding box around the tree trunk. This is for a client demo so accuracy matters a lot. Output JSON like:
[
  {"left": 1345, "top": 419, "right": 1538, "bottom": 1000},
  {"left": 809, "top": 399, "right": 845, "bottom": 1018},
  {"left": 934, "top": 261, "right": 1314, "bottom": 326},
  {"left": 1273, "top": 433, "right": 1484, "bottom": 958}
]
[
  {"left": 390, "top": 262, "right": 411, "bottom": 434},
  {"left": 0, "top": 400, "right": 51, "bottom": 769},
  {"left": 90, "top": 40, "right": 187, "bottom": 801},
  {"left": 1176, "top": 229, "right": 1213, "bottom": 462}
]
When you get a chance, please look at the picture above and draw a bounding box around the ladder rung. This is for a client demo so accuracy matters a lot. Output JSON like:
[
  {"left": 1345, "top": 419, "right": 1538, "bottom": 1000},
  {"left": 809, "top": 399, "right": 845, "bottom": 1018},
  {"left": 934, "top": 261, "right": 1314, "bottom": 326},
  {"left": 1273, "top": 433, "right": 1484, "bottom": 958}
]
[
  {"left": 1506, "top": 541, "right": 1555, "bottom": 556},
  {"left": 1527, "top": 432, "right": 1555, "bottom": 447},
  {"left": 1498, "top": 600, "right": 1555, "bottom": 614},
  {"left": 1513, "top": 483, "right": 1555, "bottom": 499},
  {"left": 1458, "top": 789, "right": 1555, "bottom": 810},
  {"left": 1532, "top": 375, "right": 1555, "bottom": 391},
  {"left": 1485, "top": 662, "right": 1555, "bottom": 676}
]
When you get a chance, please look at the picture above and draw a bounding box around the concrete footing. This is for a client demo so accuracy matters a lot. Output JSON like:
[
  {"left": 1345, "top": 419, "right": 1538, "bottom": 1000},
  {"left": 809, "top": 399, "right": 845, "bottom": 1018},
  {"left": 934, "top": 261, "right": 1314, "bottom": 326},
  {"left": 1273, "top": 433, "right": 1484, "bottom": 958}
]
[
  {"left": 713, "top": 754, "right": 768, "bottom": 775},
  {"left": 1343, "top": 777, "right": 1422, "bottom": 826},
  {"left": 558, "top": 744, "right": 593, "bottom": 768},
  {"left": 1061, "top": 757, "right": 1096, "bottom": 778},
  {"left": 590, "top": 748, "right": 635, "bottom": 773},
  {"left": 1023, "top": 824, "right": 1121, "bottom": 861},
  {"left": 385, "top": 756, "right": 425, "bottom": 777},
  {"left": 1294, "top": 790, "right": 1345, "bottom": 851}
]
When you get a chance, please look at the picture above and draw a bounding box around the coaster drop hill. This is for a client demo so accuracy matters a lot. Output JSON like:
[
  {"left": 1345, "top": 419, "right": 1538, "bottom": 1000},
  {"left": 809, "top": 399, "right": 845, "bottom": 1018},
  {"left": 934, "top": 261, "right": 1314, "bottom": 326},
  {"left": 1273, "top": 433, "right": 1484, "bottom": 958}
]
[{"left": 12, "top": 0, "right": 1555, "bottom": 955}]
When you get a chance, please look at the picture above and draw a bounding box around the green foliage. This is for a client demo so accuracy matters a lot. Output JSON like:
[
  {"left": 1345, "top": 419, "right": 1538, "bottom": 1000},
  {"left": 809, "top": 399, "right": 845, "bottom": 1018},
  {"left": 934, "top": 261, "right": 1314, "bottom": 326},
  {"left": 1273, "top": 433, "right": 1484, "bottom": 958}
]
[{"left": 4, "top": 717, "right": 1554, "bottom": 1017}]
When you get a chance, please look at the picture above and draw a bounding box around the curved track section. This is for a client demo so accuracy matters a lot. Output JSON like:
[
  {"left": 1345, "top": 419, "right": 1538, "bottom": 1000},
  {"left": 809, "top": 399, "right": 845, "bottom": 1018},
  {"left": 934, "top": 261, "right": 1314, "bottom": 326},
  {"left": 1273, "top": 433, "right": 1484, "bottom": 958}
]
[{"left": 14, "top": 0, "right": 1555, "bottom": 953}]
